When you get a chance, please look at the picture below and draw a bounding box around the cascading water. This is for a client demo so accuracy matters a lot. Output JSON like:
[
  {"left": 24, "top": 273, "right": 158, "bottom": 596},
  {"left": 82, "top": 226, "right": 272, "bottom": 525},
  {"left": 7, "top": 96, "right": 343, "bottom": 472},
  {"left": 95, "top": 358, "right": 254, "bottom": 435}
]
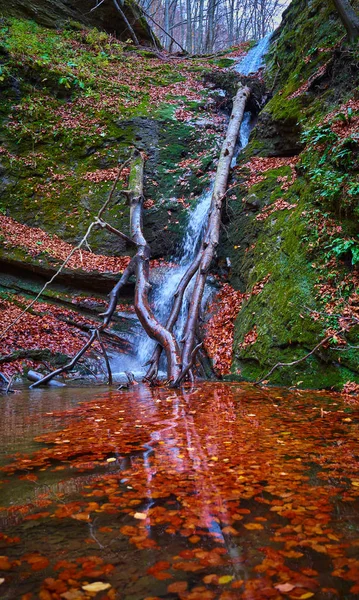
[
  {"left": 111, "top": 35, "right": 272, "bottom": 380},
  {"left": 234, "top": 32, "right": 272, "bottom": 76}
]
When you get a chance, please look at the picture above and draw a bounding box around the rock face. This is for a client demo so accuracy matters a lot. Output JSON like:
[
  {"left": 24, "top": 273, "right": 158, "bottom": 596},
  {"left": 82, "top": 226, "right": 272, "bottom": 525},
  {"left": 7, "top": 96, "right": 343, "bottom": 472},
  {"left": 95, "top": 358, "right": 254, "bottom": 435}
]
[
  {"left": 1, "top": 0, "right": 154, "bottom": 44},
  {"left": 225, "top": 0, "right": 359, "bottom": 389}
]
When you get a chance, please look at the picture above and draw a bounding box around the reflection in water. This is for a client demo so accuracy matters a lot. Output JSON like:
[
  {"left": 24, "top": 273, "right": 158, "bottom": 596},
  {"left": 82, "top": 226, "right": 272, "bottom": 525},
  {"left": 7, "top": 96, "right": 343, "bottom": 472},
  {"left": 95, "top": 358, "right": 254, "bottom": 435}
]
[{"left": 0, "top": 383, "right": 359, "bottom": 599}]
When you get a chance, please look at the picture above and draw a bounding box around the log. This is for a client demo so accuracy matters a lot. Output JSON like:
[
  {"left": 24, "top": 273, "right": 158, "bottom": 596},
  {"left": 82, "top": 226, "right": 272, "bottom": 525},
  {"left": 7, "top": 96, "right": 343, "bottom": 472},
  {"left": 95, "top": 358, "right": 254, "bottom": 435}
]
[
  {"left": 28, "top": 370, "right": 66, "bottom": 387},
  {"left": 177, "top": 84, "right": 250, "bottom": 384}
]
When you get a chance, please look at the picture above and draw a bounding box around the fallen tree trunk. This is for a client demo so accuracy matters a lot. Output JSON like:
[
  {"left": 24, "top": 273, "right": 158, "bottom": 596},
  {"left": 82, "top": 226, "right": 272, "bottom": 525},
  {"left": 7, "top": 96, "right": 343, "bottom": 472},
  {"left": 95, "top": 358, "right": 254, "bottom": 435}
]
[
  {"left": 178, "top": 85, "right": 250, "bottom": 383},
  {"left": 144, "top": 85, "right": 250, "bottom": 384}
]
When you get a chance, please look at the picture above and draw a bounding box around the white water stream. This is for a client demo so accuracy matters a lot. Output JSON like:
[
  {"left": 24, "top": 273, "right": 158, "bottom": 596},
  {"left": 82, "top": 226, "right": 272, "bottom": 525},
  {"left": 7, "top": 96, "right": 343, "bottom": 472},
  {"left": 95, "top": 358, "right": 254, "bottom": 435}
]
[{"left": 111, "top": 35, "right": 272, "bottom": 380}]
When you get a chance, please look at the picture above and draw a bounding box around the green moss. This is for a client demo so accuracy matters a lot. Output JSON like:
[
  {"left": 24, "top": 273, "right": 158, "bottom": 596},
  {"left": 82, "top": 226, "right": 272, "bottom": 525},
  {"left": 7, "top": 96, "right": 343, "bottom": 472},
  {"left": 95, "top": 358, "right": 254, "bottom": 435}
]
[
  {"left": 0, "top": 16, "right": 222, "bottom": 261},
  {"left": 212, "top": 58, "right": 236, "bottom": 68}
]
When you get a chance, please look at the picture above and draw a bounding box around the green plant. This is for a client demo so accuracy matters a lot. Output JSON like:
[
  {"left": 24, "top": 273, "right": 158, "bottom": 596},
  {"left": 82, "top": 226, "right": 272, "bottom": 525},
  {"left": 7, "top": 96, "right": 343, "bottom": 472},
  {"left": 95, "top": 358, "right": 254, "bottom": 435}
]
[{"left": 327, "top": 237, "right": 359, "bottom": 265}]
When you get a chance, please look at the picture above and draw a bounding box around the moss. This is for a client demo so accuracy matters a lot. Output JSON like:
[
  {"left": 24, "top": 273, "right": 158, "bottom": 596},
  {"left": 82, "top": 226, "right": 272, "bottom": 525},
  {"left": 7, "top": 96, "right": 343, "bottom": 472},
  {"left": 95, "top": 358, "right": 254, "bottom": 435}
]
[
  {"left": 0, "top": 17, "right": 223, "bottom": 261},
  {"left": 212, "top": 58, "right": 236, "bottom": 69}
]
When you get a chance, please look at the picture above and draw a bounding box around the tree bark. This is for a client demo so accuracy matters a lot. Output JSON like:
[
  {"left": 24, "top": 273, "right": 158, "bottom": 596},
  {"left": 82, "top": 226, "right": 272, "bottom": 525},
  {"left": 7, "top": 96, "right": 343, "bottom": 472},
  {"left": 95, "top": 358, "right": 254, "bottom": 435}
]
[
  {"left": 177, "top": 84, "right": 250, "bottom": 384},
  {"left": 332, "top": 0, "right": 359, "bottom": 41},
  {"left": 129, "top": 151, "right": 183, "bottom": 382}
]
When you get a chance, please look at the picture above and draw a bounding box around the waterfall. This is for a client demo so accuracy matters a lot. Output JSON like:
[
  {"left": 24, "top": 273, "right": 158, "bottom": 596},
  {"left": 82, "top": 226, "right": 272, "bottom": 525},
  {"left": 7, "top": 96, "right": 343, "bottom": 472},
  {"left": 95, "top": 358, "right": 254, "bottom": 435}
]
[
  {"left": 111, "top": 35, "right": 272, "bottom": 380},
  {"left": 234, "top": 33, "right": 272, "bottom": 76}
]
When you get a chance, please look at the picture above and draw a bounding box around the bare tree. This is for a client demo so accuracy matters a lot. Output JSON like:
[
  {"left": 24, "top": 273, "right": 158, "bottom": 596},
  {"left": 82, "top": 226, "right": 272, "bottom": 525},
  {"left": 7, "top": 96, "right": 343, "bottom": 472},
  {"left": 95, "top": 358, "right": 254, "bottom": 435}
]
[
  {"left": 137, "top": 0, "right": 287, "bottom": 54},
  {"left": 332, "top": 0, "right": 359, "bottom": 42}
]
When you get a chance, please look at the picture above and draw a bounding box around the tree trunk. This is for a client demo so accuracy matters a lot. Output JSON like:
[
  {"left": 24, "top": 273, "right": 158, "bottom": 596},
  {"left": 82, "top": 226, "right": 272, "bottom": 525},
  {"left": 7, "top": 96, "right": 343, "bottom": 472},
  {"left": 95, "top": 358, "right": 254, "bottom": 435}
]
[
  {"left": 178, "top": 84, "right": 250, "bottom": 383},
  {"left": 332, "top": 0, "right": 359, "bottom": 41},
  {"left": 128, "top": 151, "right": 183, "bottom": 382}
]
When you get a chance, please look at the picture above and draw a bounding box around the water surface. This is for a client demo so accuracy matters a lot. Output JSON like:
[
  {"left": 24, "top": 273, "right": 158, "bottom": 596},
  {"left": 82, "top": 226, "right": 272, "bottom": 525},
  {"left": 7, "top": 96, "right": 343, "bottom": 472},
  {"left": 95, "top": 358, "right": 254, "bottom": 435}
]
[{"left": 1, "top": 382, "right": 359, "bottom": 599}]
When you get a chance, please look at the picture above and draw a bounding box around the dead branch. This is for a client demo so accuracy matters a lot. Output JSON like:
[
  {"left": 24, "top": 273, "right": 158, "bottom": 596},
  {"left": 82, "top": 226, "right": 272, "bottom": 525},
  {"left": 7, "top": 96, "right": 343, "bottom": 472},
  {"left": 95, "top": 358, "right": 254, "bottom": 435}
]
[
  {"left": 97, "top": 219, "right": 138, "bottom": 248},
  {"left": 29, "top": 149, "right": 182, "bottom": 387},
  {"left": 177, "top": 84, "right": 250, "bottom": 384},
  {"left": 254, "top": 335, "right": 334, "bottom": 385},
  {"left": 144, "top": 251, "right": 202, "bottom": 380},
  {"left": 140, "top": 7, "right": 187, "bottom": 53},
  {"left": 30, "top": 330, "right": 98, "bottom": 388},
  {"left": 129, "top": 150, "right": 182, "bottom": 382},
  {"left": 113, "top": 0, "right": 140, "bottom": 46},
  {"left": 172, "top": 342, "right": 203, "bottom": 387},
  {"left": 96, "top": 330, "right": 113, "bottom": 385}
]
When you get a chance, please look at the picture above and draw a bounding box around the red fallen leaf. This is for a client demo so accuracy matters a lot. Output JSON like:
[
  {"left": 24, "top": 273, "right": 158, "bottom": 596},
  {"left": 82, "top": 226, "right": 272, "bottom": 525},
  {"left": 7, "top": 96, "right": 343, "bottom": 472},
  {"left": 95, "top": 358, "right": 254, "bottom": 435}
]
[
  {"left": 19, "top": 474, "right": 38, "bottom": 482},
  {"left": 173, "top": 561, "right": 203, "bottom": 572},
  {"left": 179, "top": 550, "right": 194, "bottom": 559},
  {"left": 147, "top": 561, "right": 171, "bottom": 575},
  {"left": 24, "top": 512, "right": 50, "bottom": 521},
  {"left": 203, "top": 574, "right": 219, "bottom": 584},
  {"left": 71, "top": 513, "right": 90, "bottom": 521},
  {"left": 0, "top": 556, "right": 12, "bottom": 570},
  {"left": 167, "top": 581, "right": 188, "bottom": 593},
  {"left": 153, "top": 571, "right": 172, "bottom": 581},
  {"left": 120, "top": 525, "right": 138, "bottom": 536}
]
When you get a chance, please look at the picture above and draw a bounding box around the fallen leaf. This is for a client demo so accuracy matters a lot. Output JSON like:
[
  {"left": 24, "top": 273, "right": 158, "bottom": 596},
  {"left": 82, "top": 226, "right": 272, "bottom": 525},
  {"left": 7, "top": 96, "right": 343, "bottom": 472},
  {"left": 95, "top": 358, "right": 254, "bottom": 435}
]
[
  {"left": 81, "top": 582, "right": 111, "bottom": 592},
  {"left": 275, "top": 582, "right": 295, "bottom": 592},
  {"left": 218, "top": 575, "right": 234, "bottom": 584},
  {"left": 167, "top": 581, "right": 188, "bottom": 593},
  {"left": 243, "top": 523, "right": 264, "bottom": 530},
  {"left": 134, "top": 512, "right": 147, "bottom": 520}
]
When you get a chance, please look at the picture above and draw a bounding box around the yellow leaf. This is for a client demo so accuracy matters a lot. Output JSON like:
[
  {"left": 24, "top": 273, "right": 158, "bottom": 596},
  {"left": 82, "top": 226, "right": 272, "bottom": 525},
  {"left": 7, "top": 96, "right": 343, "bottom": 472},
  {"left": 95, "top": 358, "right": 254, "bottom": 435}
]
[
  {"left": 218, "top": 575, "right": 234, "bottom": 584},
  {"left": 342, "top": 417, "right": 352, "bottom": 422},
  {"left": 106, "top": 457, "right": 116, "bottom": 463},
  {"left": 351, "top": 481, "right": 359, "bottom": 487},
  {"left": 210, "top": 456, "right": 218, "bottom": 462},
  {"left": 134, "top": 512, "right": 147, "bottom": 520},
  {"left": 71, "top": 513, "right": 90, "bottom": 521},
  {"left": 299, "top": 594, "right": 314, "bottom": 599},
  {"left": 82, "top": 582, "right": 111, "bottom": 592},
  {"left": 244, "top": 522, "right": 264, "bottom": 530}
]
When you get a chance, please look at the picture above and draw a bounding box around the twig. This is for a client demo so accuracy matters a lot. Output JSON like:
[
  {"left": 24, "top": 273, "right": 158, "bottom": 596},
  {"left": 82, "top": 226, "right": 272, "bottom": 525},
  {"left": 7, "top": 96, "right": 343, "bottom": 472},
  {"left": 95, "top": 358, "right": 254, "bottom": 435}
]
[
  {"left": 29, "top": 330, "right": 98, "bottom": 388},
  {"left": 96, "top": 330, "right": 113, "bottom": 385},
  {"left": 90, "top": 0, "right": 107, "bottom": 11},
  {"left": 172, "top": 342, "right": 203, "bottom": 387},
  {"left": 254, "top": 335, "right": 334, "bottom": 385},
  {"left": 97, "top": 219, "right": 138, "bottom": 247},
  {"left": 141, "top": 8, "right": 187, "bottom": 53},
  {"left": 5, "top": 375, "right": 14, "bottom": 394},
  {"left": 113, "top": 0, "right": 140, "bottom": 46}
]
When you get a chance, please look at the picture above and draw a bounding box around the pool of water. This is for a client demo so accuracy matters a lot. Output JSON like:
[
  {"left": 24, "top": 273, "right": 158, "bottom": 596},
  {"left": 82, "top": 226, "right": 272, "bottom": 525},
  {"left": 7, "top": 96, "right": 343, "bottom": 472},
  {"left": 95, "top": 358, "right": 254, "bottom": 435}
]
[{"left": 0, "top": 382, "right": 359, "bottom": 599}]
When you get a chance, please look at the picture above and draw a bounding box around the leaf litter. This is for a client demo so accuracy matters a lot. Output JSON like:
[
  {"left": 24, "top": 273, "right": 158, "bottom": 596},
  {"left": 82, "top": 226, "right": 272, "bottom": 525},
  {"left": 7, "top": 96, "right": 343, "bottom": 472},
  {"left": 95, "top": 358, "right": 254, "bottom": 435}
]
[{"left": 0, "top": 382, "right": 359, "bottom": 599}]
